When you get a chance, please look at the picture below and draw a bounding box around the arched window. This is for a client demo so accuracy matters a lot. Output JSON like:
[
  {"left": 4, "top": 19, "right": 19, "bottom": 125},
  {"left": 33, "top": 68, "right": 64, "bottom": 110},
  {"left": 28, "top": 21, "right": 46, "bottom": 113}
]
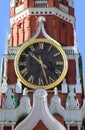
[{"left": 35, "top": 0, "right": 47, "bottom": 7}]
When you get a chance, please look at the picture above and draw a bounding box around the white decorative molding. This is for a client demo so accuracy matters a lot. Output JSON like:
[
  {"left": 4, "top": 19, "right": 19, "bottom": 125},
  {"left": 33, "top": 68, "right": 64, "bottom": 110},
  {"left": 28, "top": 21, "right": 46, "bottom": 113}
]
[
  {"left": 0, "top": 88, "right": 85, "bottom": 129},
  {"left": 15, "top": 89, "right": 66, "bottom": 130},
  {"left": 60, "top": 4, "right": 69, "bottom": 14},
  {"left": 10, "top": 0, "right": 16, "bottom": 8},
  {"left": 0, "top": 94, "right": 31, "bottom": 123},
  {"left": 68, "top": 0, "right": 74, "bottom": 7},
  {"left": 61, "top": 79, "right": 68, "bottom": 93},
  {"left": 10, "top": 7, "right": 75, "bottom": 27},
  {"left": 2, "top": 79, "right": 8, "bottom": 93},
  {"left": 16, "top": 79, "right": 22, "bottom": 93},
  {"left": 66, "top": 85, "right": 80, "bottom": 109},
  {"left": 49, "top": 88, "right": 85, "bottom": 128},
  {"left": 15, "top": 4, "right": 24, "bottom": 14}
]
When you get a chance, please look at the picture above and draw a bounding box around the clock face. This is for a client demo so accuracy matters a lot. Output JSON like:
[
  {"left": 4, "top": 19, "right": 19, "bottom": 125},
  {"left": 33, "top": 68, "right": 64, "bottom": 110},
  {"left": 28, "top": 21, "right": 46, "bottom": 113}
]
[{"left": 15, "top": 39, "right": 68, "bottom": 89}]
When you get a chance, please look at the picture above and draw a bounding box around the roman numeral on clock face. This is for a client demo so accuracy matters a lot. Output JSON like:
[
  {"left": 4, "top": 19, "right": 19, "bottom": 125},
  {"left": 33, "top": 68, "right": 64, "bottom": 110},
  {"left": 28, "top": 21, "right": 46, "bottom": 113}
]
[
  {"left": 56, "top": 61, "right": 64, "bottom": 65},
  {"left": 39, "top": 42, "right": 44, "bottom": 49},
  {"left": 22, "top": 52, "right": 29, "bottom": 57},
  {"left": 21, "top": 68, "right": 28, "bottom": 77},
  {"left": 53, "top": 52, "right": 60, "bottom": 57},
  {"left": 55, "top": 69, "right": 62, "bottom": 76},
  {"left": 19, "top": 61, "right": 26, "bottom": 66},
  {"left": 28, "top": 75, "right": 34, "bottom": 84},
  {"left": 48, "top": 45, "right": 52, "bottom": 51},
  {"left": 29, "top": 45, "right": 35, "bottom": 51},
  {"left": 49, "top": 76, "right": 54, "bottom": 83},
  {"left": 38, "top": 78, "right": 44, "bottom": 86}
]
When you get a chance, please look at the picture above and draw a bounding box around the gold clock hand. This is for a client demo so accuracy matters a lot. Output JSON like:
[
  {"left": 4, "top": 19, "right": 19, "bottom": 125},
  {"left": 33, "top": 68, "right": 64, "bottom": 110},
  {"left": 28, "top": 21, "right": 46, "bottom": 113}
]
[
  {"left": 38, "top": 56, "right": 47, "bottom": 68},
  {"left": 29, "top": 52, "right": 41, "bottom": 63},
  {"left": 39, "top": 56, "right": 48, "bottom": 84},
  {"left": 41, "top": 63, "right": 48, "bottom": 84},
  {"left": 29, "top": 52, "right": 46, "bottom": 68}
]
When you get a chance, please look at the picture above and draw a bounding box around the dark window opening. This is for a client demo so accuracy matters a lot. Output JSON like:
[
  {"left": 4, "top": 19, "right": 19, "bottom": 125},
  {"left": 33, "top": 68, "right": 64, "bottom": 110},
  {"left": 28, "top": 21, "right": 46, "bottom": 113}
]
[
  {"left": 19, "top": 23, "right": 22, "bottom": 29},
  {"left": 62, "top": 22, "right": 65, "bottom": 29},
  {"left": 36, "top": 3, "right": 47, "bottom": 7}
]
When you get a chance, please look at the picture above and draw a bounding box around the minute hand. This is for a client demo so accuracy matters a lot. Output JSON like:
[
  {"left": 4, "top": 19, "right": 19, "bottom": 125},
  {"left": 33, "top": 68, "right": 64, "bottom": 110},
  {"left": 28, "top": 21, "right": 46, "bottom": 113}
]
[{"left": 29, "top": 52, "right": 42, "bottom": 64}]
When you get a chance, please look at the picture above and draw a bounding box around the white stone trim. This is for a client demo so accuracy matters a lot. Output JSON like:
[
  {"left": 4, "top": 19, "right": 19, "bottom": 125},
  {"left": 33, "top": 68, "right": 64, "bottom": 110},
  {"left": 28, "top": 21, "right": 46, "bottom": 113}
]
[
  {"left": 10, "top": 7, "right": 75, "bottom": 27},
  {"left": 60, "top": 4, "right": 69, "bottom": 14},
  {"left": 15, "top": 4, "right": 24, "bottom": 14},
  {"left": 15, "top": 89, "right": 66, "bottom": 130},
  {"left": 49, "top": 91, "right": 85, "bottom": 126},
  {"left": 0, "top": 96, "right": 31, "bottom": 122}
]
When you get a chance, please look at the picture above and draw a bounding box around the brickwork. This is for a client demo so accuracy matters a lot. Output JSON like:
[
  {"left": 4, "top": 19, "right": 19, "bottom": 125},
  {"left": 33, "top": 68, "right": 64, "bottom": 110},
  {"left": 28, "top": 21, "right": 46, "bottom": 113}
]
[
  {"left": 7, "top": 60, "right": 17, "bottom": 84},
  {"left": 33, "top": 120, "right": 48, "bottom": 130},
  {"left": 10, "top": 15, "right": 74, "bottom": 47},
  {"left": 66, "top": 60, "right": 76, "bottom": 84}
]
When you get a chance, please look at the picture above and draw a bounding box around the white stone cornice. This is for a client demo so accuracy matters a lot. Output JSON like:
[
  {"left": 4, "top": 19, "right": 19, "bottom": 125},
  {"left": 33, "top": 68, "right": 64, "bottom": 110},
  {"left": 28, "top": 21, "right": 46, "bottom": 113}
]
[{"left": 10, "top": 7, "right": 75, "bottom": 27}]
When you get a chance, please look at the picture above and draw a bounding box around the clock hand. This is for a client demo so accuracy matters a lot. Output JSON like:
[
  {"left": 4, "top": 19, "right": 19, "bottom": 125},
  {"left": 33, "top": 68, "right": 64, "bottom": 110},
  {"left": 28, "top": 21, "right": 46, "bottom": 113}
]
[
  {"left": 41, "top": 63, "right": 48, "bottom": 84},
  {"left": 39, "top": 56, "right": 48, "bottom": 84},
  {"left": 29, "top": 52, "right": 46, "bottom": 68},
  {"left": 38, "top": 56, "right": 47, "bottom": 68}
]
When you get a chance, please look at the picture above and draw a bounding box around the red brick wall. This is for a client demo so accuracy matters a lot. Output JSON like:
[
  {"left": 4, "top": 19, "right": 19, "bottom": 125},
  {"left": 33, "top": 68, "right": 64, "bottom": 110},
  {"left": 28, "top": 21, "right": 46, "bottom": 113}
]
[
  {"left": 33, "top": 120, "right": 48, "bottom": 130},
  {"left": 66, "top": 60, "right": 76, "bottom": 84},
  {"left": 10, "top": 7, "right": 15, "bottom": 17},
  {"left": 4, "top": 127, "right": 11, "bottom": 130},
  {"left": 7, "top": 60, "right": 17, "bottom": 84},
  {"left": 10, "top": 15, "right": 74, "bottom": 47}
]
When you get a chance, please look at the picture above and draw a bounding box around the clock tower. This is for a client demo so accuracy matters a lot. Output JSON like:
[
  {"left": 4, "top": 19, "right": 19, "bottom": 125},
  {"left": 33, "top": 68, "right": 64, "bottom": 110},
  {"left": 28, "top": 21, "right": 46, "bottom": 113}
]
[{"left": 0, "top": 0, "right": 84, "bottom": 130}]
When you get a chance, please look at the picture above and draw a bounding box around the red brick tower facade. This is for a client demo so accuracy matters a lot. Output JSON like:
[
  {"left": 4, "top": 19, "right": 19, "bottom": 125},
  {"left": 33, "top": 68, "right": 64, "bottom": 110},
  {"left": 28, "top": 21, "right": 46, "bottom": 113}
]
[
  {"left": 9, "top": 0, "right": 76, "bottom": 87},
  {"left": 0, "top": 0, "right": 84, "bottom": 130}
]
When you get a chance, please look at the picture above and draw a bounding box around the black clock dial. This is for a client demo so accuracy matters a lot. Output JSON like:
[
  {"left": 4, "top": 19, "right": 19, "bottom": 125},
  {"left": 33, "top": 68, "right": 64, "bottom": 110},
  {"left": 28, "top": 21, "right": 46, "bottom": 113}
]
[{"left": 15, "top": 39, "right": 68, "bottom": 89}]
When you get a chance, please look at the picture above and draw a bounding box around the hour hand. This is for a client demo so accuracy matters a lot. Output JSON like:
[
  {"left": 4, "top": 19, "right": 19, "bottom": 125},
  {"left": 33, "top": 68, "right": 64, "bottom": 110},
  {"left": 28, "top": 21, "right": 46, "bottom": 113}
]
[
  {"left": 38, "top": 56, "right": 47, "bottom": 68},
  {"left": 39, "top": 56, "right": 48, "bottom": 84}
]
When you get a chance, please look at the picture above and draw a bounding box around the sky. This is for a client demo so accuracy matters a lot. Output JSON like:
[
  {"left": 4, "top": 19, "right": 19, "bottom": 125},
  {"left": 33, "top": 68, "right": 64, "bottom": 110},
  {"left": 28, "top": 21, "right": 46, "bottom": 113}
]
[{"left": 0, "top": 0, "right": 85, "bottom": 86}]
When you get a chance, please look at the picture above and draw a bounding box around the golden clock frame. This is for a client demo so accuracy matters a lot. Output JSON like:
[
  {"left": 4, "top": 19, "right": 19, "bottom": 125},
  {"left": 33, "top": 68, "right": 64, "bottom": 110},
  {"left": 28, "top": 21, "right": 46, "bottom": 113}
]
[{"left": 14, "top": 38, "right": 68, "bottom": 90}]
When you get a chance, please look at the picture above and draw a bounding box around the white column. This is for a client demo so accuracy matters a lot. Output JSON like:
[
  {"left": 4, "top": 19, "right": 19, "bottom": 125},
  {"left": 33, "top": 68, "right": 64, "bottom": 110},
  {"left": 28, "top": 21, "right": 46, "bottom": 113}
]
[
  {"left": 75, "top": 56, "right": 82, "bottom": 93},
  {"left": 12, "top": 125, "right": 14, "bottom": 130},
  {"left": 78, "top": 124, "right": 81, "bottom": 130},
  {"left": 61, "top": 79, "right": 68, "bottom": 93},
  {"left": 3, "top": 57, "right": 8, "bottom": 79},
  {"left": 67, "top": 124, "right": 70, "bottom": 130},
  {"left": 75, "top": 56, "right": 80, "bottom": 79},
  {"left": 2, "top": 57, "right": 8, "bottom": 93},
  {"left": 1, "top": 125, "right": 4, "bottom": 130}
]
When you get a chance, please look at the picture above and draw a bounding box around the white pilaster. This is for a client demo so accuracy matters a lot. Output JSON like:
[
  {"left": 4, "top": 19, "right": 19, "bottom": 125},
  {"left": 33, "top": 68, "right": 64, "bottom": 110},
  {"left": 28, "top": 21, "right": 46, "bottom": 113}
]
[
  {"left": 67, "top": 124, "right": 70, "bottom": 130},
  {"left": 61, "top": 79, "right": 68, "bottom": 93},
  {"left": 75, "top": 56, "right": 80, "bottom": 78},
  {"left": 16, "top": 79, "right": 22, "bottom": 93},
  {"left": 78, "top": 124, "right": 81, "bottom": 130},
  {"left": 3, "top": 57, "right": 8, "bottom": 80},
  {"left": 75, "top": 55, "right": 82, "bottom": 93},
  {"left": 12, "top": 125, "right": 14, "bottom": 130},
  {"left": 2, "top": 57, "right": 8, "bottom": 93},
  {"left": 10, "top": 0, "right": 16, "bottom": 8},
  {"left": 1, "top": 125, "right": 4, "bottom": 130},
  {"left": 67, "top": 0, "right": 74, "bottom": 7}
]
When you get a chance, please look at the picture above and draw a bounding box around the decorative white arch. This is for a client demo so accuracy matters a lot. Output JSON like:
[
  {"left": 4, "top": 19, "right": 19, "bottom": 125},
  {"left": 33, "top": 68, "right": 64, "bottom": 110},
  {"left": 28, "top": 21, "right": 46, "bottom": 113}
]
[{"left": 15, "top": 89, "right": 66, "bottom": 130}]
